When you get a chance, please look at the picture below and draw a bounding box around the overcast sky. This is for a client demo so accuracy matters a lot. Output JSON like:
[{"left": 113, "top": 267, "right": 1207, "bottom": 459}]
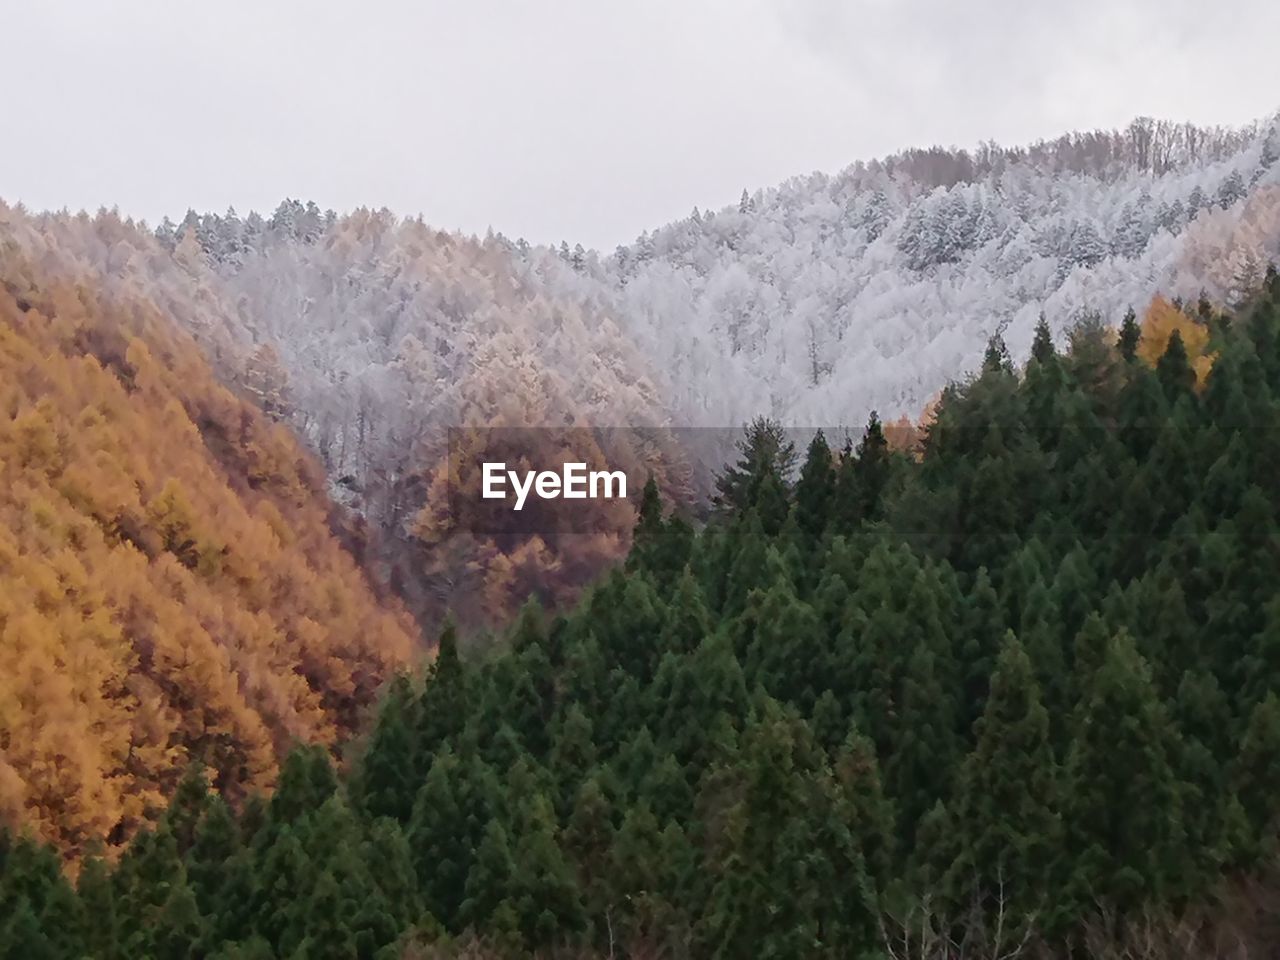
[{"left": 4, "top": 1, "right": 1278, "bottom": 250}]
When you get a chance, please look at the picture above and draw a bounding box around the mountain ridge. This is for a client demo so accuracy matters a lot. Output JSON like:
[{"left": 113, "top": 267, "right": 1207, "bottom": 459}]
[{"left": 4, "top": 110, "right": 1279, "bottom": 626}]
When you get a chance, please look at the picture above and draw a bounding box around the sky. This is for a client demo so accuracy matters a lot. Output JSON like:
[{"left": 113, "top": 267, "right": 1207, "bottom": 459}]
[{"left": 4, "top": 0, "right": 1279, "bottom": 251}]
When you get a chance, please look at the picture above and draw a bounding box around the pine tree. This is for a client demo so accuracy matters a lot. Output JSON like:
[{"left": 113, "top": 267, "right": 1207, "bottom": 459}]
[
  {"left": 888, "top": 638, "right": 961, "bottom": 838},
  {"left": 564, "top": 774, "right": 616, "bottom": 922},
  {"left": 76, "top": 851, "right": 120, "bottom": 960},
  {"left": 658, "top": 567, "right": 712, "bottom": 655},
  {"left": 508, "top": 793, "right": 586, "bottom": 950},
  {"left": 1173, "top": 669, "right": 1238, "bottom": 872},
  {"left": 740, "top": 569, "right": 826, "bottom": 708},
  {"left": 1156, "top": 329, "right": 1196, "bottom": 400},
  {"left": 291, "top": 871, "right": 357, "bottom": 960},
  {"left": 1063, "top": 633, "right": 1188, "bottom": 914},
  {"left": 147, "top": 880, "right": 208, "bottom": 960},
  {"left": 609, "top": 801, "right": 668, "bottom": 944},
  {"left": 832, "top": 724, "right": 896, "bottom": 887},
  {"left": 0, "top": 898, "right": 60, "bottom": 960},
  {"left": 713, "top": 416, "right": 796, "bottom": 515},
  {"left": 164, "top": 763, "right": 213, "bottom": 855},
  {"left": 548, "top": 703, "right": 598, "bottom": 811},
  {"left": 983, "top": 332, "right": 1013, "bottom": 375},
  {"left": 651, "top": 631, "right": 748, "bottom": 768},
  {"left": 187, "top": 793, "right": 241, "bottom": 920},
  {"left": 0, "top": 835, "right": 82, "bottom": 955},
  {"left": 269, "top": 746, "right": 338, "bottom": 827},
  {"left": 1119, "top": 307, "right": 1141, "bottom": 362},
  {"left": 793, "top": 429, "right": 835, "bottom": 542},
  {"left": 354, "top": 673, "right": 419, "bottom": 822},
  {"left": 722, "top": 509, "right": 770, "bottom": 615},
  {"left": 414, "top": 617, "right": 469, "bottom": 781},
  {"left": 115, "top": 825, "right": 187, "bottom": 949},
  {"left": 696, "top": 701, "right": 877, "bottom": 959},
  {"left": 363, "top": 817, "right": 424, "bottom": 933},
  {"left": 251, "top": 827, "right": 314, "bottom": 953},
  {"left": 957, "top": 567, "right": 1004, "bottom": 726},
  {"left": 408, "top": 748, "right": 477, "bottom": 927},
  {"left": 1232, "top": 693, "right": 1280, "bottom": 859},
  {"left": 635, "top": 475, "right": 666, "bottom": 547},
  {"left": 1031, "top": 314, "right": 1056, "bottom": 365},
  {"left": 809, "top": 689, "right": 846, "bottom": 753},
  {"left": 836, "top": 411, "right": 892, "bottom": 526},
  {"left": 948, "top": 634, "right": 1061, "bottom": 939},
  {"left": 459, "top": 818, "right": 517, "bottom": 935}
]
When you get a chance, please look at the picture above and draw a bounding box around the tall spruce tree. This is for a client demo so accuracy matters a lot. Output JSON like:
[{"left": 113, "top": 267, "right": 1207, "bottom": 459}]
[
  {"left": 1063, "top": 633, "right": 1189, "bottom": 915},
  {"left": 947, "top": 634, "right": 1061, "bottom": 939}
]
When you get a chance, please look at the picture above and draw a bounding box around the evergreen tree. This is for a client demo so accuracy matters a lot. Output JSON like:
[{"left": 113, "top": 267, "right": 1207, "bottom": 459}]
[
  {"left": 269, "top": 746, "right": 338, "bottom": 828},
  {"left": 0, "top": 898, "right": 60, "bottom": 960},
  {"left": 658, "top": 567, "right": 712, "bottom": 655},
  {"left": 187, "top": 793, "right": 241, "bottom": 918},
  {"left": 408, "top": 748, "right": 486, "bottom": 927},
  {"left": 1031, "top": 314, "right": 1055, "bottom": 365},
  {"left": 146, "top": 880, "right": 208, "bottom": 960},
  {"left": 628, "top": 474, "right": 667, "bottom": 575},
  {"left": 1063, "top": 633, "right": 1189, "bottom": 915},
  {"left": 947, "top": 635, "right": 1062, "bottom": 939},
  {"left": 165, "top": 764, "right": 213, "bottom": 855},
  {"left": 696, "top": 702, "right": 877, "bottom": 959},
  {"left": 355, "top": 673, "right": 419, "bottom": 823},
  {"left": 713, "top": 416, "right": 796, "bottom": 515},
  {"left": 1118, "top": 306, "right": 1141, "bottom": 362},
  {"left": 1156, "top": 329, "right": 1196, "bottom": 399},
  {"left": 837, "top": 411, "right": 892, "bottom": 526},
  {"left": 76, "top": 851, "right": 120, "bottom": 960},
  {"left": 832, "top": 724, "right": 896, "bottom": 887},
  {"left": 1232, "top": 693, "right": 1280, "bottom": 858},
  {"left": 793, "top": 429, "right": 835, "bottom": 542}
]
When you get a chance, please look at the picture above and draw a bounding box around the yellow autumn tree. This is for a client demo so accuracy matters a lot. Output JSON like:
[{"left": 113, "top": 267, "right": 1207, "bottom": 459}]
[{"left": 1137, "top": 295, "right": 1214, "bottom": 386}]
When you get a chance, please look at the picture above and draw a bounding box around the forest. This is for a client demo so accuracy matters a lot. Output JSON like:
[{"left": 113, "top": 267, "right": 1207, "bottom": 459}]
[
  {"left": 0, "top": 249, "right": 416, "bottom": 861},
  {"left": 4, "top": 115, "right": 1276, "bottom": 632},
  {"left": 4, "top": 269, "right": 1280, "bottom": 958}
]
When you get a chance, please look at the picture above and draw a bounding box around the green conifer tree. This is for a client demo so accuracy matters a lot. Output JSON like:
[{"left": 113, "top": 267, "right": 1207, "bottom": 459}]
[
  {"left": 1063, "top": 633, "right": 1189, "bottom": 915},
  {"left": 947, "top": 635, "right": 1062, "bottom": 939}
]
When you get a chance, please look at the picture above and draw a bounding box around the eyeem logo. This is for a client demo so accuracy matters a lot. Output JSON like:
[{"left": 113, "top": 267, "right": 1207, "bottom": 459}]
[{"left": 482, "top": 462, "right": 628, "bottom": 511}]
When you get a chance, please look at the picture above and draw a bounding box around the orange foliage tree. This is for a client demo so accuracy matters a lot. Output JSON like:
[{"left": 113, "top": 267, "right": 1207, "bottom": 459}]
[{"left": 0, "top": 255, "right": 416, "bottom": 859}]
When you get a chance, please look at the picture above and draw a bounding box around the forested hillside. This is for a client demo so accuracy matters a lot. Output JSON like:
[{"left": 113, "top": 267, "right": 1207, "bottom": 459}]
[
  {"left": 4, "top": 115, "right": 1278, "bottom": 628},
  {"left": 0, "top": 202, "right": 673, "bottom": 628},
  {"left": 591, "top": 115, "right": 1280, "bottom": 426},
  {"left": 8, "top": 271, "right": 1280, "bottom": 959},
  {"left": 0, "top": 242, "right": 416, "bottom": 860}
]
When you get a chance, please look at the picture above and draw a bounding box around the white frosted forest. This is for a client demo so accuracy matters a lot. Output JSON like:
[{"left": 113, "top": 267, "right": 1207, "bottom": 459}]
[{"left": 4, "top": 113, "right": 1280, "bottom": 537}]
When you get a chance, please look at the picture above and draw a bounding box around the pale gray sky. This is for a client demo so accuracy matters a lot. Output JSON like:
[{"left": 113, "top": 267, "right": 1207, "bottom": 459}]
[{"left": 4, "top": 0, "right": 1278, "bottom": 249}]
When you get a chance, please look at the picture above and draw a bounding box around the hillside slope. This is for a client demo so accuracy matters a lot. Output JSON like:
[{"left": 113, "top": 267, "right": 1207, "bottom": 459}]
[
  {"left": 175, "top": 114, "right": 1280, "bottom": 530},
  {"left": 8, "top": 273, "right": 1280, "bottom": 959},
  {"left": 0, "top": 238, "right": 416, "bottom": 858},
  {"left": 588, "top": 113, "right": 1280, "bottom": 426},
  {"left": 5, "top": 113, "right": 1279, "bottom": 627},
  {"left": 1, "top": 205, "right": 674, "bottom": 626}
]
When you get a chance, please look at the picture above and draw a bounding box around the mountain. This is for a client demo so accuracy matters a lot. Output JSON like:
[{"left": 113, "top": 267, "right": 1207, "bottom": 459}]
[
  {"left": 4, "top": 113, "right": 1279, "bottom": 626},
  {"left": 166, "top": 114, "right": 1280, "bottom": 606},
  {"left": 1, "top": 204, "right": 677, "bottom": 627},
  {"left": 7, "top": 272, "right": 1280, "bottom": 958},
  {"left": 593, "top": 113, "right": 1280, "bottom": 426},
  {"left": 0, "top": 230, "right": 416, "bottom": 859}
]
